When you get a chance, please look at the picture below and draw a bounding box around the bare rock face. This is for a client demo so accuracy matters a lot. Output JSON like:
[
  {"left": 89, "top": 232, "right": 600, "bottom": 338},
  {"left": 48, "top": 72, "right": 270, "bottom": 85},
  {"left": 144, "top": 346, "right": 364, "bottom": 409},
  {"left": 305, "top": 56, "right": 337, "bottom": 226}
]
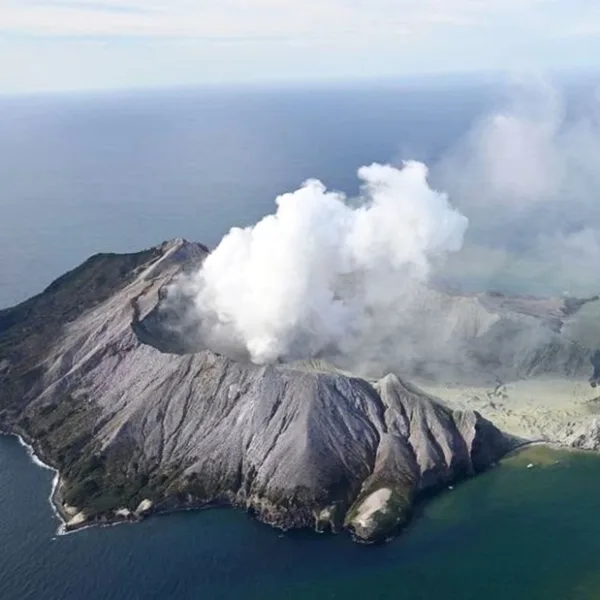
[
  {"left": 344, "top": 374, "right": 508, "bottom": 541},
  {"left": 564, "top": 418, "right": 600, "bottom": 451},
  {"left": 0, "top": 238, "right": 519, "bottom": 542},
  {"left": 382, "top": 289, "right": 597, "bottom": 385}
]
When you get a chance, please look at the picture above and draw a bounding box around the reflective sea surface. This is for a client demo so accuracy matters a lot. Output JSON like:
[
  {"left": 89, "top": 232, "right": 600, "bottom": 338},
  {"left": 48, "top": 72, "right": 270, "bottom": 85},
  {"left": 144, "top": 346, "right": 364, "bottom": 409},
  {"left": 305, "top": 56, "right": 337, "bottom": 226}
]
[{"left": 2, "top": 437, "right": 600, "bottom": 600}]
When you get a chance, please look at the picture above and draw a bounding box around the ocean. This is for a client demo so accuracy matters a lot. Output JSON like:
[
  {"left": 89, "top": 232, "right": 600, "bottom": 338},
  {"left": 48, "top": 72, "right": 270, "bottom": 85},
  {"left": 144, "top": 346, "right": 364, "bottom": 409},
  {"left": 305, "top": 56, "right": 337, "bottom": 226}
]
[
  {"left": 3, "top": 436, "right": 600, "bottom": 599},
  {"left": 2, "top": 79, "right": 600, "bottom": 599},
  {"left": 0, "top": 79, "right": 494, "bottom": 309}
]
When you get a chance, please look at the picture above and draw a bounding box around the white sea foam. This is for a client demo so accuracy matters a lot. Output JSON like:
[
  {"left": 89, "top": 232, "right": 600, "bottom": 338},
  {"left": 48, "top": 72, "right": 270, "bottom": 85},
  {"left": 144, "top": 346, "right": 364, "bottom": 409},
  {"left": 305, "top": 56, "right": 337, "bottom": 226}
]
[{"left": 11, "top": 433, "right": 67, "bottom": 535}]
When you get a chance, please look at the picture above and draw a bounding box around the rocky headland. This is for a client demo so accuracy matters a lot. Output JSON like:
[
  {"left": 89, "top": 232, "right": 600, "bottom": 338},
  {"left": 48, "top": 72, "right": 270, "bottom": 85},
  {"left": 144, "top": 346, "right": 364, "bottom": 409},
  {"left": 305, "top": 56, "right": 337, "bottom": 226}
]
[{"left": 1, "top": 238, "right": 598, "bottom": 542}]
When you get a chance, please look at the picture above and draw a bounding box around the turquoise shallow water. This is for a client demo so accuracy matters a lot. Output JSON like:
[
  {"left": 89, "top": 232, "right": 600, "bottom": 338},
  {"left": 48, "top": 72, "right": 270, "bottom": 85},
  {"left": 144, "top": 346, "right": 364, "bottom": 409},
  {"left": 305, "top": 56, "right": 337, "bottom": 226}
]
[{"left": 2, "top": 437, "right": 600, "bottom": 600}]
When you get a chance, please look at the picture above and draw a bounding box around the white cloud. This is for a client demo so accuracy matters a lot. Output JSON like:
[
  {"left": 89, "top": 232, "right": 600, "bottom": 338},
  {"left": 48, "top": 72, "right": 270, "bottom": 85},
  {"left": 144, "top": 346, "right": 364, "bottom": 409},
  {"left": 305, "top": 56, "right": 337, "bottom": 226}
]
[
  {"left": 1, "top": 0, "right": 599, "bottom": 92},
  {"left": 0, "top": 0, "right": 579, "bottom": 41}
]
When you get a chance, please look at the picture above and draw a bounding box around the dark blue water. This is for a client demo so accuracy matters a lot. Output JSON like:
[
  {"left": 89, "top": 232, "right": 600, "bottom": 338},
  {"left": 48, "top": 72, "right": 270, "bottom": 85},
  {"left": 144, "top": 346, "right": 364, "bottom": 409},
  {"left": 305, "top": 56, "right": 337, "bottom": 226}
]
[
  {"left": 0, "top": 81, "right": 495, "bottom": 308},
  {"left": 3, "top": 436, "right": 600, "bottom": 600}
]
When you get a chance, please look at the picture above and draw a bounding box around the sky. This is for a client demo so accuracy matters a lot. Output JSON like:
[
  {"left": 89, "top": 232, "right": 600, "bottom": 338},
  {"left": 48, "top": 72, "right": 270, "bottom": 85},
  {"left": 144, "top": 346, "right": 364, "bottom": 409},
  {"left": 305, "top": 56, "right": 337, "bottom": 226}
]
[{"left": 1, "top": 0, "right": 600, "bottom": 93}]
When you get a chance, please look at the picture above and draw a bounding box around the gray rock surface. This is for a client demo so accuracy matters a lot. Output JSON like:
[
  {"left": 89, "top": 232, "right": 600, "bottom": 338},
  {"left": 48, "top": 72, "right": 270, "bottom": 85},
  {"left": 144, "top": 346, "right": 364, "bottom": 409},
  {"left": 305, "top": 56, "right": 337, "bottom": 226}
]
[
  {"left": 564, "top": 417, "right": 600, "bottom": 451},
  {"left": 1, "top": 238, "right": 588, "bottom": 541}
]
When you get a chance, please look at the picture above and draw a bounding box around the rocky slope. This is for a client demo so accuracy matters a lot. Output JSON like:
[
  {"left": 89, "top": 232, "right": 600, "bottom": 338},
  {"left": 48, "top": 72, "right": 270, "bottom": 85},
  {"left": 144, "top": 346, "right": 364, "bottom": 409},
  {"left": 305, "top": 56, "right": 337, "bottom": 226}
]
[
  {"left": 0, "top": 238, "right": 594, "bottom": 542},
  {"left": 349, "top": 286, "right": 598, "bottom": 385}
]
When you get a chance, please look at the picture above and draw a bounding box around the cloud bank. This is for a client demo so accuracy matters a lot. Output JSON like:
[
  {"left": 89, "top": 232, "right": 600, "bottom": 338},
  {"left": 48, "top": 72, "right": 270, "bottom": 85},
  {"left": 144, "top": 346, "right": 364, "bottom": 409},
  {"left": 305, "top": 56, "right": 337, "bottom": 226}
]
[
  {"left": 1, "top": 0, "right": 571, "bottom": 40},
  {"left": 435, "top": 77, "right": 600, "bottom": 295},
  {"left": 3, "top": 0, "right": 600, "bottom": 93}
]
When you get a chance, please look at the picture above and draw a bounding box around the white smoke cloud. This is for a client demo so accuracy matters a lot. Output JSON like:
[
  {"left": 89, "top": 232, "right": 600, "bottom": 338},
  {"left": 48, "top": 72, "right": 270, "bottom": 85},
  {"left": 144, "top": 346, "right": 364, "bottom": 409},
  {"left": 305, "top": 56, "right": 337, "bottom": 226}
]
[
  {"left": 169, "top": 161, "right": 468, "bottom": 365},
  {"left": 434, "top": 76, "right": 600, "bottom": 295},
  {"left": 435, "top": 78, "right": 564, "bottom": 212},
  {"left": 162, "top": 76, "right": 600, "bottom": 381}
]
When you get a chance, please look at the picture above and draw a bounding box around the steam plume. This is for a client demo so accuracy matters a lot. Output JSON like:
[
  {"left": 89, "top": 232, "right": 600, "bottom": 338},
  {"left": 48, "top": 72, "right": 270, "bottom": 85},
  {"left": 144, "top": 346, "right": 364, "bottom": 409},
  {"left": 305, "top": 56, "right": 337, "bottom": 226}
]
[
  {"left": 170, "top": 161, "right": 467, "bottom": 365},
  {"left": 436, "top": 77, "right": 600, "bottom": 295},
  {"left": 166, "top": 77, "right": 600, "bottom": 379}
]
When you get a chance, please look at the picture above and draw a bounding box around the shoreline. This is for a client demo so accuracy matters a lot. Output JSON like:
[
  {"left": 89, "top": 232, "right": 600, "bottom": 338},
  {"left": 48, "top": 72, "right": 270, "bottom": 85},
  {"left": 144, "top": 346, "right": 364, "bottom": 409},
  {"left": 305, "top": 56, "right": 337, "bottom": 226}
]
[
  {"left": 1, "top": 430, "right": 210, "bottom": 536},
  {"left": 1, "top": 431, "right": 143, "bottom": 536},
  {"left": 1, "top": 423, "right": 592, "bottom": 541},
  {"left": 418, "top": 376, "right": 600, "bottom": 447},
  {"left": 0, "top": 431, "right": 68, "bottom": 534},
  {"left": 1, "top": 431, "right": 235, "bottom": 536}
]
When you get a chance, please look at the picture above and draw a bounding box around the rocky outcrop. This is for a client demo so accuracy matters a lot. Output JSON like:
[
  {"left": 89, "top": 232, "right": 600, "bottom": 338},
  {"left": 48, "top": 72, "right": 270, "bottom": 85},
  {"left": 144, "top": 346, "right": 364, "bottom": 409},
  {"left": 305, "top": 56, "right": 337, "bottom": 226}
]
[
  {"left": 0, "top": 238, "right": 575, "bottom": 542},
  {"left": 564, "top": 418, "right": 600, "bottom": 451}
]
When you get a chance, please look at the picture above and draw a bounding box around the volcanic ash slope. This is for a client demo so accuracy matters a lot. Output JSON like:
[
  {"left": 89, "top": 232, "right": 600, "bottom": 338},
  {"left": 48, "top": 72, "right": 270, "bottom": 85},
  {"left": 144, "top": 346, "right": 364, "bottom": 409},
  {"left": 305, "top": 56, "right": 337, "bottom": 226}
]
[{"left": 0, "top": 239, "right": 511, "bottom": 542}]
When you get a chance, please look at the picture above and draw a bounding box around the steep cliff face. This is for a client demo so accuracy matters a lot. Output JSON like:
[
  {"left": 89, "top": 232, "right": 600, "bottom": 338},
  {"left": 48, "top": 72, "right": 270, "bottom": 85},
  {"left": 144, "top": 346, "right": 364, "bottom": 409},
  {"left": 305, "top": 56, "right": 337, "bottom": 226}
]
[{"left": 0, "top": 238, "right": 587, "bottom": 542}]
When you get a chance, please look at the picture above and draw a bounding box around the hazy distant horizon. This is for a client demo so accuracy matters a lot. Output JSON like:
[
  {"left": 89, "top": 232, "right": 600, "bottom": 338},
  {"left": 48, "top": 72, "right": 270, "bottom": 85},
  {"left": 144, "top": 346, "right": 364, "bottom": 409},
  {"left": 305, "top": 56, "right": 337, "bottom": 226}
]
[
  {"left": 3, "top": 1, "right": 600, "bottom": 95},
  {"left": 2, "top": 74, "right": 600, "bottom": 309},
  {"left": 1, "top": 67, "right": 598, "bottom": 100},
  {"left": 0, "top": 78, "right": 494, "bottom": 308},
  {"left": 0, "top": 70, "right": 508, "bottom": 100}
]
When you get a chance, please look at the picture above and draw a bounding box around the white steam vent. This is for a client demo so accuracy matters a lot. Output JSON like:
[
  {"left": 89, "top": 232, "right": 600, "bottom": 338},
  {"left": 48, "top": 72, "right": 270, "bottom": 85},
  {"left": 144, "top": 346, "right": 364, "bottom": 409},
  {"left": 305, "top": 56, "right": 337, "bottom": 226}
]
[{"left": 168, "top": 161, "right": 468, "bottom": 365}]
